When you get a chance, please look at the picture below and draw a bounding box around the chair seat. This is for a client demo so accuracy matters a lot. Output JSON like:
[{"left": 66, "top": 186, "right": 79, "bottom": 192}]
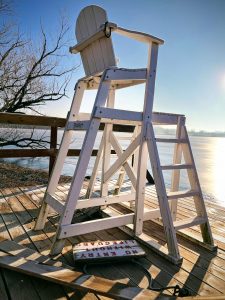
[{"left": 80, "top": 67, "right": 147, "bottom": 90}]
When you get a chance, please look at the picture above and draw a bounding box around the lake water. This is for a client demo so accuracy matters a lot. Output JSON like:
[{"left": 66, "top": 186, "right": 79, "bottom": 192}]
[{"left": 4, "top": 132, "right": 225, "bottom": 207}]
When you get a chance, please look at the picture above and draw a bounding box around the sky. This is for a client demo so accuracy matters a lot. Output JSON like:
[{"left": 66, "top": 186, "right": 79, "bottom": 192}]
[{"left": 9, "top": 0, "right": 225, "bottom": 132}]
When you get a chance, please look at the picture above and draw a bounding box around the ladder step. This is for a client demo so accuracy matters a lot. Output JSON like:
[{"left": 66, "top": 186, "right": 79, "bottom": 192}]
[
  {"left": 161, "top": 163, "right": 193, "bottom": 170},
  {"left": 174, "top": 216, "right": 206, "bottom": 231},
  {"left": 167, "top": 189, "right": 199, "bottom": 200},
  {"left": 155, "top": 138, "right": 187, "bottom": 143}
]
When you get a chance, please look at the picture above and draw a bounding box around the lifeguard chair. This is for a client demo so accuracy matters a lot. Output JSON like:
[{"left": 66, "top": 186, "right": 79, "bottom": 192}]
[{"left": 35, "top": 5, "right": 216, "bottom": 264}]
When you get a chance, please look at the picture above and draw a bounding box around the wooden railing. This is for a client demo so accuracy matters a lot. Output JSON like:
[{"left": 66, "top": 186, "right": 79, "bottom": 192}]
[{"left": 0, "top": 113, "right": 134, "bottom": 174}]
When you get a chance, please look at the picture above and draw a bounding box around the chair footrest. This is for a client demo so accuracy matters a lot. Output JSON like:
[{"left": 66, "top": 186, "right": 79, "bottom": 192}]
[{"left": 174, "top": 216, "right": 206, "bottom": 231}]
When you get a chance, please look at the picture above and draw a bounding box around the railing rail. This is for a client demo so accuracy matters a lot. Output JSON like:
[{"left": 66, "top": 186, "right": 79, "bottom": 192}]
[
  {"left": 0, "top": 113, "right": 134, "bottom": 174},
  {"left": 0, "top": 113, "right": 66, "bottom": 127}
]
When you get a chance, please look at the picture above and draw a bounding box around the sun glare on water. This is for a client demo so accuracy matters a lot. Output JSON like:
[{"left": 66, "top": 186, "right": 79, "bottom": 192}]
[
  {"left": 221, "top": 74, "right": 225, "bottom": 89},
  {"left": 212, "top": 138, "right": 225, "bottom": 203}
]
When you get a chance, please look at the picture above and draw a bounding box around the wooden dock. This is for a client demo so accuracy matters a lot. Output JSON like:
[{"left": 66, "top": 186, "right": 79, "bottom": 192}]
[{"left": 0, "top": 182, "right": 225, "bottom": 299}]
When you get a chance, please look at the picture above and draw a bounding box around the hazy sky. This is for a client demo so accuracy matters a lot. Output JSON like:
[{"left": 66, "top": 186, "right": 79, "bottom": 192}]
[{"left": 10, "top": 0, "right": 225, "bottom": 132}]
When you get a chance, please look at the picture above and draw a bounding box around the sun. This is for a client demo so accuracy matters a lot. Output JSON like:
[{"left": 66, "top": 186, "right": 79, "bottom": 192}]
[{"left": 222, "top": 74, "right": 225, "bottom": 89}]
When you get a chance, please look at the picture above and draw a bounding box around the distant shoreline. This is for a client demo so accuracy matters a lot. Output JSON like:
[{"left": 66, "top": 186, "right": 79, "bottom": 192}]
[
  {"left": 0, "top": 162, "right": 72, "bottom": 189},
  {"left": 188, "top": 132, "right": 225, "bottom": 138}
]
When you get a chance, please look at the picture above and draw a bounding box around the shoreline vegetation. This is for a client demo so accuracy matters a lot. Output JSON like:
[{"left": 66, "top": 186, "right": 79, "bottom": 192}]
[{"left": 0, "top": 162, "right": 72, "bottom": 189}]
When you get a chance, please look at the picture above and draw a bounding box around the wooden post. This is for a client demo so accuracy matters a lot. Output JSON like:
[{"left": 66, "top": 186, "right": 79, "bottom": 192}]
[{"left": 49, "top": 126, "right": 58, "bottom": 176}]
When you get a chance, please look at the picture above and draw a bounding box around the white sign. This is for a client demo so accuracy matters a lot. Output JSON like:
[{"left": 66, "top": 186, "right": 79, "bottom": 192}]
[{"left": 73, "top": 240, "right": 145, "bottom": 262}]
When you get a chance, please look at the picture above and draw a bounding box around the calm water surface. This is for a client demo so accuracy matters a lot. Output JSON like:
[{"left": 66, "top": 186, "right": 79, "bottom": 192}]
[
  {"left": 4, "top": 133, "right": 225, "bottom": 206},
  {"left": 190, "top": 136, "right": 225, "bottom": 204}
]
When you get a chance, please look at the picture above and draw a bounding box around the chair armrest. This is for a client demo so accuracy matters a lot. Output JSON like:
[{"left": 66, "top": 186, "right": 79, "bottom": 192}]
[
  {"left": 69, "top": 29, "right": 106, "bottom": 54},
  {"left": 69, "top": 22, "right": 163, "bottom": 54},
  {"left": 112, "top": 25, "right": 164, "bottom": 45}
]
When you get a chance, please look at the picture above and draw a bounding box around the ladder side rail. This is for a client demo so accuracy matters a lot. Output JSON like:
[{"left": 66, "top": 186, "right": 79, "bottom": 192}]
[
  {"left": 50, "top": 78, "right": 111, "bottom": 255},
  {"left": 170, "top": 116, "right": 186, "bottom": 220},
  {"left": 181, "top": 125, "right": 214, "bottom": 245},
  {"left": 133, "top": 41, "right": 180, "bottom": 258},
  {"left": 181, "top": 126, "right": 208, "bottom": 214},
  {"left": 101, "top": 88, "right": 115, "bottom": 197},
  {"left": 35, "top": 81, "right": 86, "bottom": 231},
  {"left": 146, "top": 123, "right": 181, "bottom": 260}
]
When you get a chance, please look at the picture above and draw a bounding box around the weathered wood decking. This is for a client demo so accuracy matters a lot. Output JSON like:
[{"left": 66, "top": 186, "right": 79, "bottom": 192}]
[{"left": 0, "top": 182, "right": 225, "bottom": 299}]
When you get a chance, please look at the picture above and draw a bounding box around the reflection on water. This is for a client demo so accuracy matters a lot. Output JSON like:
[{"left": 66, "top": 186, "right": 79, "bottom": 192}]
[
  {"left": 2, "top": 133, "right": 225, "bottom": 206},
  {"left": 206, "top": 137, "right": 225, "bottom": 203},
  {"left": 189, "top": 136, "right": 225, "bottom": 205}
]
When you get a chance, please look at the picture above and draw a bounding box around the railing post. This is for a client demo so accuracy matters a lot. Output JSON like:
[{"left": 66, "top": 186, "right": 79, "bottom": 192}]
[{"left": 49, "top": 126, "right": 58, "bottom": 176}]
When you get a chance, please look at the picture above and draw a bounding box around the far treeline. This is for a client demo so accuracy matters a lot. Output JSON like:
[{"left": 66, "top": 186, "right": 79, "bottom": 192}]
[{"left": 155, "top": 127, "right": 225, "bottom": 138}]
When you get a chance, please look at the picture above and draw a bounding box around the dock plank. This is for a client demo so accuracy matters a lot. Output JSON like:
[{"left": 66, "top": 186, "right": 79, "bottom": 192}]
[
  {"left": 19, "top": 186, "right": 76, "bottom": 265},
  {"left": 14, "top": 186, "right": 73, "bottom": 264},
  {"left": 0, "top": 271, "right": 8, "bottom": 300},
  {"left": 0, "top": 190, "right": 44, "bottom": 300},
  {"left": 142, "top": 222, "right": 225, "bottom": 294},
  {"left": 0, "top": 251, "right": 165, "bottom": 300},
  {"left": 2, "top": 269, "right": 41, "bottom": 300},
  {"left": 0, "top": 189, "right": 34, "bottom": 248}
]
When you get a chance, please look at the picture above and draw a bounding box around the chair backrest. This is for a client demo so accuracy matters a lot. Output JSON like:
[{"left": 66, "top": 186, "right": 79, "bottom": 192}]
[{"left": 76, "top": 5, "right": 117, "bottom": 76}]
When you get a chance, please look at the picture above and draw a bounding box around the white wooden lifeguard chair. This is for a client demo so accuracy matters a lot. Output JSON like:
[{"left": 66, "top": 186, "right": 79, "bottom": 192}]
[{"left": 35, "top": 5, "right": 216, "bottom": 264}]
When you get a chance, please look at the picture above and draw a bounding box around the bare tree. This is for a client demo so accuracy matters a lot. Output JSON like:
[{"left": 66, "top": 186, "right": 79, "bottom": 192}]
[
  {"left": 0, "top": 23, "right": 76, "bottom": 114},
  {"left": 0, "top": 0, "right": 78, "bottom": 148}
]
